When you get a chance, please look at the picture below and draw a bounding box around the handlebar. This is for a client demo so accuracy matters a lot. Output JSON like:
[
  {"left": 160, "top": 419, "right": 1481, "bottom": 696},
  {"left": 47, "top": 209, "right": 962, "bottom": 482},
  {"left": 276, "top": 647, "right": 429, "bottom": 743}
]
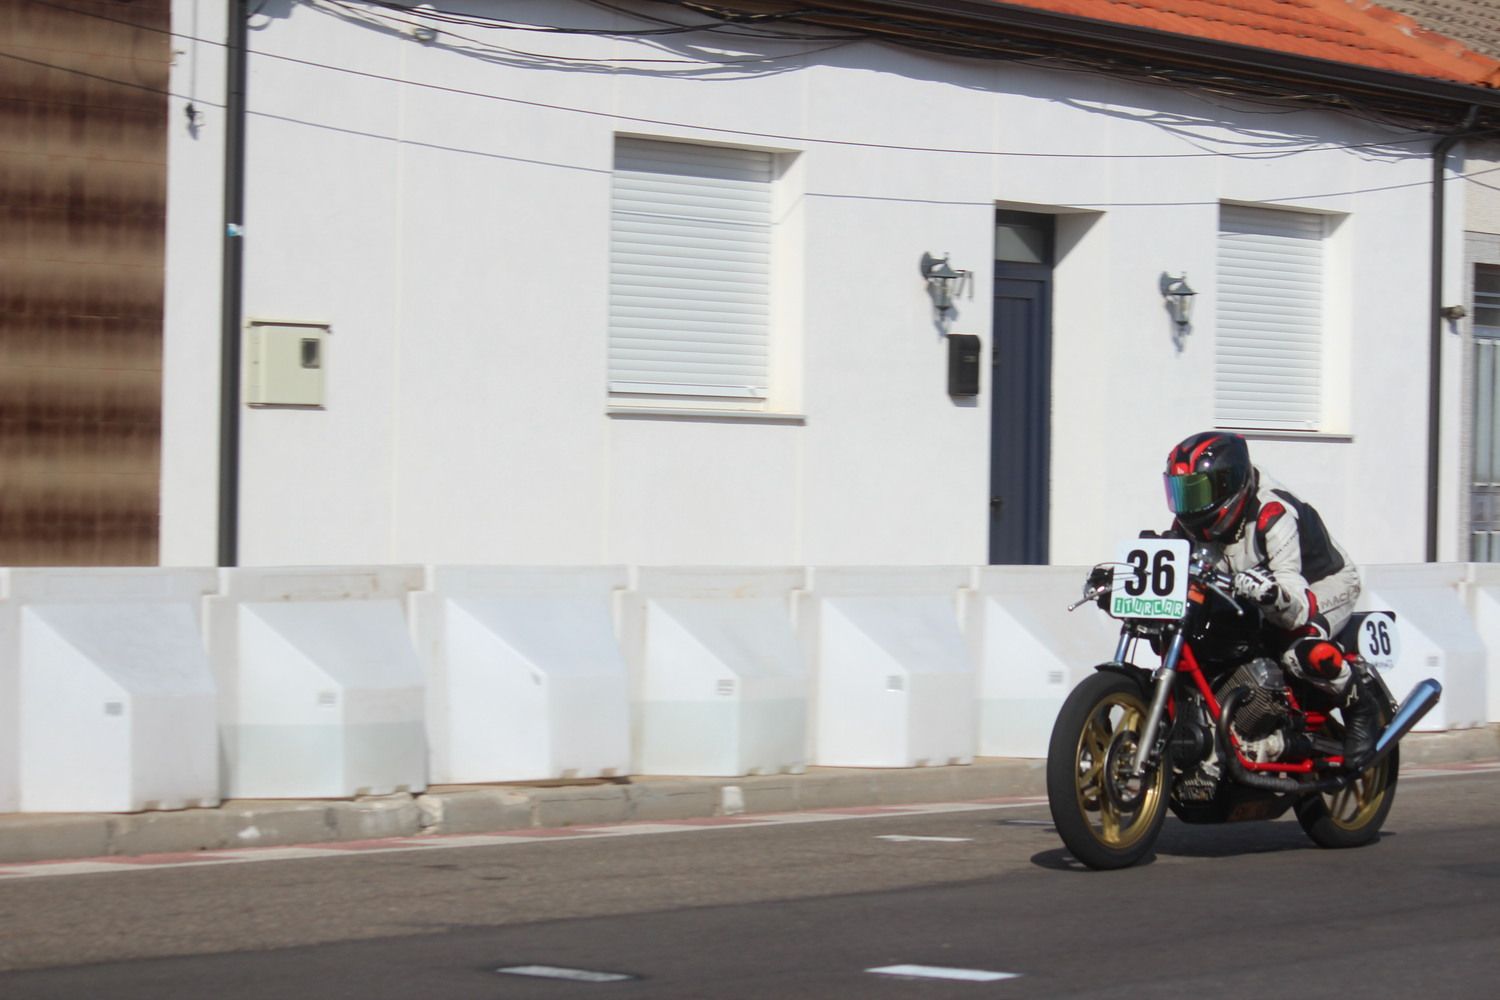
[{"left": 1189, "top": 545, "right": 1244, "bottom": 616}]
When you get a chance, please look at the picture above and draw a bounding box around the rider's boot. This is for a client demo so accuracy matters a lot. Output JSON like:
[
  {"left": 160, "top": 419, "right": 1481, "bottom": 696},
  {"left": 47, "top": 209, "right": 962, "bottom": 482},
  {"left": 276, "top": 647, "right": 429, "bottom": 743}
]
[{"left": 1340, "top": 670, "right": 1382, "bottom": 773}]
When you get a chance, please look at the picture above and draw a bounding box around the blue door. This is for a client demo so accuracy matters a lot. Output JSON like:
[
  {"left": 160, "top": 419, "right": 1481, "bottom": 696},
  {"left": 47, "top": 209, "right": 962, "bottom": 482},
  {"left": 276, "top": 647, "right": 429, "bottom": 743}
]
[{"left": 989, "top": 212, "right": 1053, "bottom": 564}]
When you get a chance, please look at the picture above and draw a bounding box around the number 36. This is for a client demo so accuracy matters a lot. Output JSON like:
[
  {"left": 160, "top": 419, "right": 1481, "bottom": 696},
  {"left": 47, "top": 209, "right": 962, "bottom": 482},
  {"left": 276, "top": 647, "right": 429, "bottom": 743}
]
[{"left": 1124, "top": 547, "right": 1177, "bottom": 597}]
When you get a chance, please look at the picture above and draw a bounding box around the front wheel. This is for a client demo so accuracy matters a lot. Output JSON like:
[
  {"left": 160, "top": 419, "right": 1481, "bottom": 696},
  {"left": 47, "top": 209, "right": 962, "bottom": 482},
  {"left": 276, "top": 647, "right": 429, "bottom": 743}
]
[
  {"left": 1294, "top": 703, "right": 1398, "bottom": 849},
  {"left": 1047, "top": 671, "right": 1171, "bottom": 870}
]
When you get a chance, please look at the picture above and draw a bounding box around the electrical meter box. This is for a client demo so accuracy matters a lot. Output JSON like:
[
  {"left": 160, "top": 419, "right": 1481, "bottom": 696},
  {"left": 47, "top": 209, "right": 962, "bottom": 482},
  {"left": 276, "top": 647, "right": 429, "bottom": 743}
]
[{"left": 245, "top": 322, "right": 328, "bottom": 407}]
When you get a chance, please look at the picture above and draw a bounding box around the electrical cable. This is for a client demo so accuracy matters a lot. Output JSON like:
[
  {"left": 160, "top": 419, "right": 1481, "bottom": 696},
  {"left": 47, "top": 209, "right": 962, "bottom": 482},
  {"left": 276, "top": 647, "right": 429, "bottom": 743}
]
[
  {"left": 24, "top": 0, "right": 1487, "bottom": 135},
  {"left": 12, "top": 41, "right": 1500, "bottom": 215},
  {"left": 7, "top": 0, "right": 1483, "bottom": 164},
  {"left": 352, "top": 0, "right": 861, "bottom": 40},
  {"left": 15, "top": 41, "right": 1499, "bottom": 212},
  {"left": 317, "top": 0, "right": 856, "bottom": 66},
  {"left": 644, "top": 0, "right": 1500, "bottom": 132},
  {"left": 0, "top": 40, "right": 1443, "bottom": 168}
]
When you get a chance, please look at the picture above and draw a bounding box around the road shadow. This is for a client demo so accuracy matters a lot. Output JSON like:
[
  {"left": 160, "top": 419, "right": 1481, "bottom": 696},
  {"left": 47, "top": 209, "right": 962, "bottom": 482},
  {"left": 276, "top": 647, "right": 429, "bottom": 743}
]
[{"left": 1028, "top": 818, "right": 1396, "bottom": 870}]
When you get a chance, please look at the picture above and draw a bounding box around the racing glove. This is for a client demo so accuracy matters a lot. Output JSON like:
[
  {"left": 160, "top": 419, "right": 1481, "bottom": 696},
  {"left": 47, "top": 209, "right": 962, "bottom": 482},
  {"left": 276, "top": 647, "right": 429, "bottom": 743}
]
[{"left": 1232, "top": 566, "right": 1284, "bottom": 607}]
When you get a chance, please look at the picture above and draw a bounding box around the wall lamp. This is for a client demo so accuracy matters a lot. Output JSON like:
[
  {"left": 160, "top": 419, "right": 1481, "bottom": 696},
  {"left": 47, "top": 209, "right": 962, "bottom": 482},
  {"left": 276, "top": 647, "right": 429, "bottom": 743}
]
[
  {"left": 922, "top": 252, "right": 971, "bottom": 317},
  {"left": 1160, "top": 272, "right": 1197, "bottom": 328}
]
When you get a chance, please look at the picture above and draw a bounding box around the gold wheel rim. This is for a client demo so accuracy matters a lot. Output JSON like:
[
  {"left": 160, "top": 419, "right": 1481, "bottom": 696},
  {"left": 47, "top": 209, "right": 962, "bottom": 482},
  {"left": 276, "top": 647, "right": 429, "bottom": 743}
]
[
  {"left": 1322, "top": 755, "right": 1393, "bottom": 830},
  {"left": 1071, "top": 691, "right": 1167, "bottom": 850}
]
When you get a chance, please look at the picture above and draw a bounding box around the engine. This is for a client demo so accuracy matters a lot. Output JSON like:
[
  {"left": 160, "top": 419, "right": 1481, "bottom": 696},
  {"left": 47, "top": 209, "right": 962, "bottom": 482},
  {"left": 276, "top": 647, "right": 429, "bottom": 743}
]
[{"left": 1216, "top": 657, "right": 1296, "bottom": 761}]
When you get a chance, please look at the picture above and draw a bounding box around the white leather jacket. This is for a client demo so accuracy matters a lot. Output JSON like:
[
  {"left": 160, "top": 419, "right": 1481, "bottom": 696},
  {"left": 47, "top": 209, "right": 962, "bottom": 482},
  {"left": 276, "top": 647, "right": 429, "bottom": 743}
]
[{"left": 1190, "top": 470, "right": 1359, "bottom": 633}]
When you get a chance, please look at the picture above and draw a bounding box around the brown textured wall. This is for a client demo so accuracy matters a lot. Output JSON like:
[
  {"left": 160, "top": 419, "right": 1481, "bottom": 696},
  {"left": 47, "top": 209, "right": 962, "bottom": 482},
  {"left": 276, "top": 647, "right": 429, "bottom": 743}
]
[{"left": 0, "top": 0, "right": 168, "bottom": 565}]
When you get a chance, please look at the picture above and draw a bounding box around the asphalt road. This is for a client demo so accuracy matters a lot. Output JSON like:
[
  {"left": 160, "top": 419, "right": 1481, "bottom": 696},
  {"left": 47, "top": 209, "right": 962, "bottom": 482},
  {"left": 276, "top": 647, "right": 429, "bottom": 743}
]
[{"left": 2, "top": 767, "right": 1497, "bottom": 999}]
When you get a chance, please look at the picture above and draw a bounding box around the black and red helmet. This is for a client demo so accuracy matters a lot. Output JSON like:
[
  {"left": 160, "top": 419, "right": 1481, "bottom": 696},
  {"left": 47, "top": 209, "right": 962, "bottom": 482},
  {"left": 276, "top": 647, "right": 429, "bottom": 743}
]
[{"left": 1163, "top": 432, "right": 1253, "bottom": 542}]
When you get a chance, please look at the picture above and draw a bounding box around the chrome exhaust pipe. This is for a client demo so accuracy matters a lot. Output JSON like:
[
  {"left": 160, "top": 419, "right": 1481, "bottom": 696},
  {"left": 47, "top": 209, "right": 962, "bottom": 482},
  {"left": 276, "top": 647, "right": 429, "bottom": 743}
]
[{"left": 1366, "top": 678, "right": 1443, "bottom": 769}]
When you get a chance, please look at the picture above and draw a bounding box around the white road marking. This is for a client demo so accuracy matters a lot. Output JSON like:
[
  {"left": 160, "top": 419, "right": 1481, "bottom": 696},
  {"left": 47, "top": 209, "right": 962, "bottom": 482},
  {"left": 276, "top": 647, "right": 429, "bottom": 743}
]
[
  {"left": 1403, "top": 760, "right": 1500, "bottom": 777},
  {"left": 875, "top": 835, "right": 974, "bottom": 843},
  {"left": 496, "top": 965, "right": 635, "bottom": 983},
  {"left": 0, "top": 798, "right": 1048, "bottom": 880},
  {"left": 869, "top": 964, "right": 1021, "bottom": 982}
]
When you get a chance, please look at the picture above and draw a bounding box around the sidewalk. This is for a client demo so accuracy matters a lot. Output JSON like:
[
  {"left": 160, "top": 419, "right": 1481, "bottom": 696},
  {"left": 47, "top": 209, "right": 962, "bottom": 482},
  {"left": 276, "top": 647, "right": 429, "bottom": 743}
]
[{"left": 3, "top": 726, "right": 1497, "bottom": 864}]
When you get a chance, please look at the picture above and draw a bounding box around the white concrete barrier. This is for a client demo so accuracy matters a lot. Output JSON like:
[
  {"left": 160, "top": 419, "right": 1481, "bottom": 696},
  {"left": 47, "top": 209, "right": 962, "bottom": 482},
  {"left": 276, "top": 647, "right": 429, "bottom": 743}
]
[
  {"left": 1462, "top": 563, "right": 1500, "bottom": 725},
  {"left": 1359, "top": 564, "right": 1487, "bottom": 730},
  {"left": 6, "top": 561, "right": 1498, "bottom": 815},
  {"left": 803, "top": 567, "right": 975, "bottom": 768},
  {"left": 621, "top": 568, "right": 808, "bottom": 777},
  {"left": 409, "top": 567, "right": 631, "bottom": 783},
  {"left": 968, "top": 566, "right": 1128, "bottom": 758},
  {"left": 206, "top": 567, "right": 428, "bottom": 798},
  {"left": 0, "top": 569, "right": 220, "bottom": 813}
]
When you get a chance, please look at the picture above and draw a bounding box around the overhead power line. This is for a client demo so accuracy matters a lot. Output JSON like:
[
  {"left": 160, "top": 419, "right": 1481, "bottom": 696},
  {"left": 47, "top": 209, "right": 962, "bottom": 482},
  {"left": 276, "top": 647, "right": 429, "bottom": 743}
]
[{"left": 19, "top": 0, "right": 1447, "bottom": 162}]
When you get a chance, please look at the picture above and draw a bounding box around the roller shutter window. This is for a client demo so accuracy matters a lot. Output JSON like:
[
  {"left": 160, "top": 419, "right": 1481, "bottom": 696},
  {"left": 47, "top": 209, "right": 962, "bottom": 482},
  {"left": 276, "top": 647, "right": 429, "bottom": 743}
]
[
  {"left": 609, "top": 138, "right": 773, "bottom": 399},
  {"left": 1215, "top": 205, "right": 1325, "bottom": 431}
]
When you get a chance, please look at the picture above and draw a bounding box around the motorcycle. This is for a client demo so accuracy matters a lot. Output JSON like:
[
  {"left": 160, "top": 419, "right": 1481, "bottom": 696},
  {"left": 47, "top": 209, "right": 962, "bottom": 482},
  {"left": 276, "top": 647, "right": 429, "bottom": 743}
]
[{"left": 1045, "top": 535, "right": 1442, "bottom": 870}]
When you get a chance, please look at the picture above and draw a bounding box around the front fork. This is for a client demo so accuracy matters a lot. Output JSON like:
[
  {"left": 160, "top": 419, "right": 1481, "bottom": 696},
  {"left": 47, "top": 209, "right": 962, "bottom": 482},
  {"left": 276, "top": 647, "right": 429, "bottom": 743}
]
[{"left": 1130, "top": 629, "right": 1185, "bottom": 778}]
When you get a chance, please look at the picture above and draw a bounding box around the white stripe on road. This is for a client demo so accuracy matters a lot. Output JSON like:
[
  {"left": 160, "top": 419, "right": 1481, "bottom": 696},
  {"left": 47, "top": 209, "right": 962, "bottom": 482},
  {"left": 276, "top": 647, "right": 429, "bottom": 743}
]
[
  {"left": 1402, "top": 761, "right": 1500, "bottom": 777},
  {"left": 869, "top": 964, "right": 1021, "bottom": 982},
  {"left": 0, "top": 798, "right": 1048, "bottom": 880},
  {"left": 497, "top": 965, "right": 635, "bottom": 983},
  {"left": 875, "top": 835, "right": 974, "bottom": 843}
]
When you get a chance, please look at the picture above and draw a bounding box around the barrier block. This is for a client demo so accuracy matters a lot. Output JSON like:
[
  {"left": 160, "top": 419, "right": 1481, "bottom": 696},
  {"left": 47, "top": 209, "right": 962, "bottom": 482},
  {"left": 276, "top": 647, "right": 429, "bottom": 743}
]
[
  {"left": 803, "top": 567, "right": 975, "bottom": 768},
  {"left": 969, "top": 566, "right": 1127, "bottom": 758},
  {"left": 206, "top": 567, "right": 428, "bottom": 798},
  {"left": 1360, "top": 564, "right": 1487, "bottom": 730},
  {"left": 1463, "top": 563, "right": 1500, "bottom": 724},
  {"left": 410, "top": 567, "right": 631, "bottom": 783},
  {"left": 0, "top": 569, "right": 220, "bottom": 813},
  {"left": 622, "top": 568, "right": 807, "bottom": 777}
]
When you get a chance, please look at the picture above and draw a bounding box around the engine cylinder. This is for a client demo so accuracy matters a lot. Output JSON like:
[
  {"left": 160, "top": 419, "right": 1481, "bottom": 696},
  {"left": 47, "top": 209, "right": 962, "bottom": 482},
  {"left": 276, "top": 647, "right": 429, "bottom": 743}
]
[{"left": 1216, "top": 657, "right": 1286, "bottom": 739}]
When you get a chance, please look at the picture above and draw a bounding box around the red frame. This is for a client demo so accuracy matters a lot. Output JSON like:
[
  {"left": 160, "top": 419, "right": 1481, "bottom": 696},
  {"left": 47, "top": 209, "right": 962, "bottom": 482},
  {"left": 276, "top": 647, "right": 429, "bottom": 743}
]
[{"left": 1174, "top": 643, "right": 1344, "bottom": 774}]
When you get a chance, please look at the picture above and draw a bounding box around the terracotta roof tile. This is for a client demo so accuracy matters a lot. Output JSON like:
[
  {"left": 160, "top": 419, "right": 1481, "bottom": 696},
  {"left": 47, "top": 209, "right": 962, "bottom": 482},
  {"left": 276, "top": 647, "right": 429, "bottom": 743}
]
[{"left": 987, "top": 0, "right": 1500, "bottom": 86}]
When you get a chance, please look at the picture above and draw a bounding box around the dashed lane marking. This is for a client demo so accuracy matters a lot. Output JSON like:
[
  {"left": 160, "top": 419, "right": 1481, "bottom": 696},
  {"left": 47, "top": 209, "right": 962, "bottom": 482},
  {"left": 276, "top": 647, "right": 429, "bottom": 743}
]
[
  {"left": 496, "top": 965, "right": 637, "bottom": 983},
  {"left": 875, "top": 835, "right": 974, "bottom": 843},
  {"left": 869, "top": 964, "right": 1021, "bottom": 982}
]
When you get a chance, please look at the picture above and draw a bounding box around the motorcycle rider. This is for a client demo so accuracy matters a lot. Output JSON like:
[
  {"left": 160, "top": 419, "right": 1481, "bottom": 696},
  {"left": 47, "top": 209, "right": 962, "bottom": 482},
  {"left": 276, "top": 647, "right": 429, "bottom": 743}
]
[{"left": 1162, "top": 431, "right": 1380, "bottom": 770}]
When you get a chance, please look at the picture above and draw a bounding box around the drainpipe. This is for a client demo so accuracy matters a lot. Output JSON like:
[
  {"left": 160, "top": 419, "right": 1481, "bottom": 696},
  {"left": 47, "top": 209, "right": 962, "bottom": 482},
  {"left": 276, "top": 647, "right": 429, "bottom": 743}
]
[
  {"left": 218, "top": 0, "right": 248, "bottom": 567},
  {"left": 1427, "top": 108, "right": 1478, "bottom": 563}
]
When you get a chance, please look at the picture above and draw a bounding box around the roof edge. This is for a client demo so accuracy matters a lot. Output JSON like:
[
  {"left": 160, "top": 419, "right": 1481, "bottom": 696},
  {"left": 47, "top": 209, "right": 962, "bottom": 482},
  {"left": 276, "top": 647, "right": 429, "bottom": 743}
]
[{"left": 789, "top": 0, "right": 1500, "bottom": 121}]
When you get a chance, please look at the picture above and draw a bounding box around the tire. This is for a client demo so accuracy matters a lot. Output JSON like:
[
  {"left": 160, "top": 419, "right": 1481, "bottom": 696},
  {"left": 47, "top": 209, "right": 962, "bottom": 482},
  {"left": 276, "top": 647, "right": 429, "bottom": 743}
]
[
  {"left": 1047, "top": 671, "right": 1171, "bottom": 870},
  {"left": 1294, "top": 701, "right": 1398, "bottom": 849}
]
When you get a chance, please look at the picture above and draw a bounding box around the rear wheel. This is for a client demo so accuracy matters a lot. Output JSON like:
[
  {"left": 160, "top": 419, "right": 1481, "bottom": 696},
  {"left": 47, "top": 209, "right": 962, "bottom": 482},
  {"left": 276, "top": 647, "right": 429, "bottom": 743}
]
[
  {"left": 1047, "top": 671, "right": 1171, "bottom": 870},
  {"left": 1294, "top": 703, "right": 1398, "bottom": 849}
]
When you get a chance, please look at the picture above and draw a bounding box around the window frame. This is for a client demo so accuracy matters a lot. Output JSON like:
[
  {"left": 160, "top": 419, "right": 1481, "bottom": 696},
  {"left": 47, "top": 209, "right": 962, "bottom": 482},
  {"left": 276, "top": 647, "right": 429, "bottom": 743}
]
[{"left": 607, "top": 136, "right": 789, "bottom": 412}]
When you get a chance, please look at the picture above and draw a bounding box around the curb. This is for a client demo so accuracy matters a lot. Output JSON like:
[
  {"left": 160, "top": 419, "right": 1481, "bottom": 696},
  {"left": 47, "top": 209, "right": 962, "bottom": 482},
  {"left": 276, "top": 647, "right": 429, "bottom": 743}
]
[{"left": 1, "top": 727, "right": 1494, "bottom": 864}]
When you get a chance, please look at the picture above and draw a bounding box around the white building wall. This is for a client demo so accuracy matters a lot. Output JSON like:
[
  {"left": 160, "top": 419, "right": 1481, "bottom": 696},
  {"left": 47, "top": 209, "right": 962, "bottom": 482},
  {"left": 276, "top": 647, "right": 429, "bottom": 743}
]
[{"left": 160, "top": 0, "right": 1455, "bottom": 570}]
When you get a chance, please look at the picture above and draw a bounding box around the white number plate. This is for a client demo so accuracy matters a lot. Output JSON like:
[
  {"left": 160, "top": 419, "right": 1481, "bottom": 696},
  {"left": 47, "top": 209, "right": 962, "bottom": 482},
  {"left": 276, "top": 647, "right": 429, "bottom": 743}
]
[
  {"left": 1109, "top": 538, "right": 1192, "bottom": 620},
  {"left": 1355, "top": 611, "right": 1399, "bottom": 671}
]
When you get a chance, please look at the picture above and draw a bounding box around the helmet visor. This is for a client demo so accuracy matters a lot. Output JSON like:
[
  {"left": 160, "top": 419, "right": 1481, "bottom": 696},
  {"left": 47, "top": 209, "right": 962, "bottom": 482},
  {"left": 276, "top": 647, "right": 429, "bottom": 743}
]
[{"left": 1163, "top": 472, "right": 1218, "bottom": 514}]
